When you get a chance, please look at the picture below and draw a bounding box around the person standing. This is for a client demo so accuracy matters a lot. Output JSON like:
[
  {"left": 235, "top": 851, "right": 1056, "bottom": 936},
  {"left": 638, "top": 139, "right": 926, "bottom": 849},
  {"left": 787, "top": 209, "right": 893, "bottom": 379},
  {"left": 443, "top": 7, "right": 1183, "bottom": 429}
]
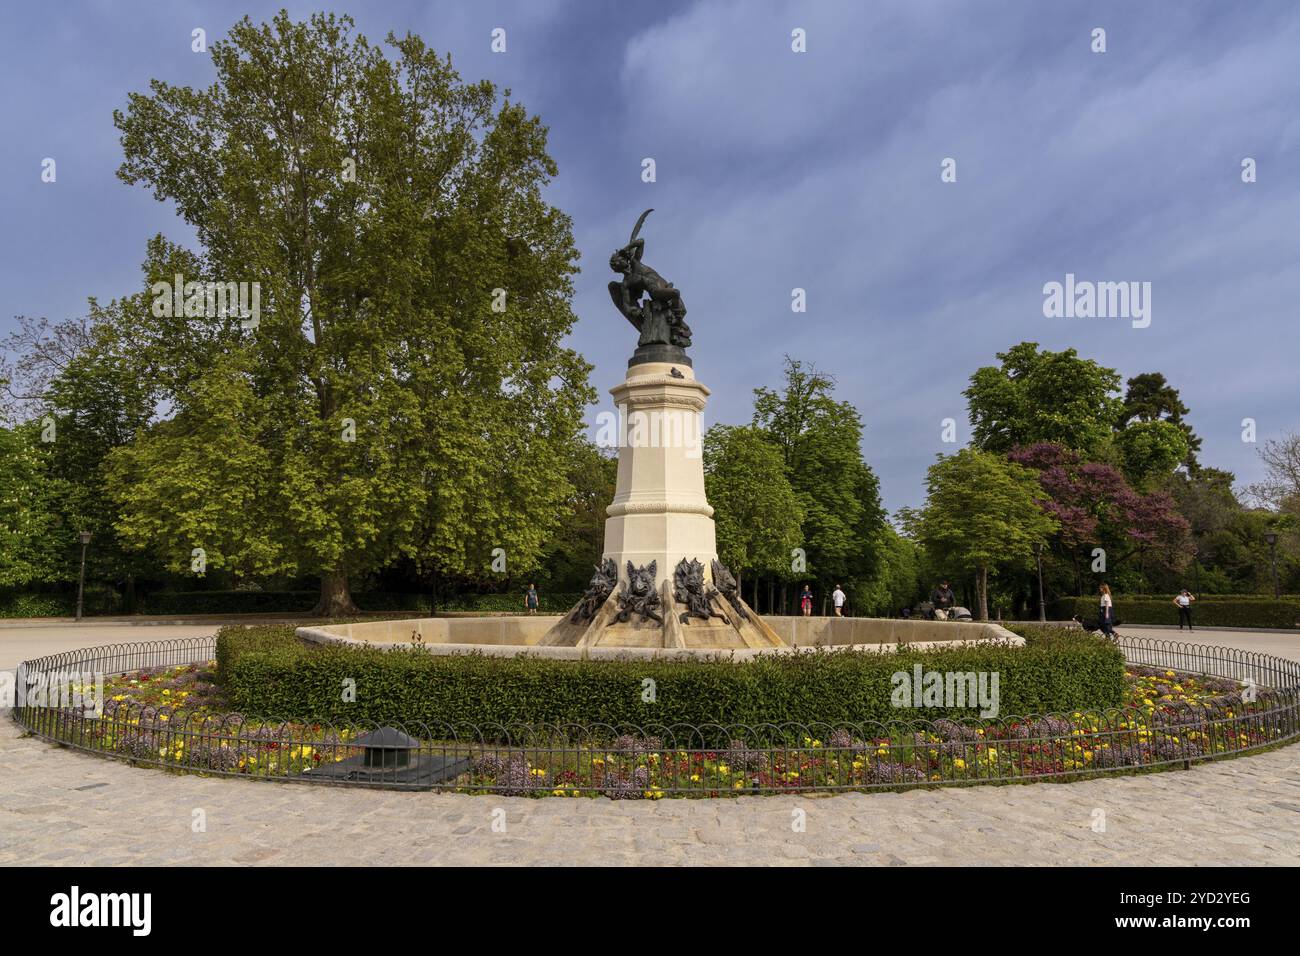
[
  {"left": 1173, "top": 589, "right": 1195, "bottom": 631},
  {"left": 799, "top": 584, "right": 813, "bottom": 617},
  {"left": 832, "top": 584, "right": 846, "bottom": 617},
  {"left": 524, "top": 583, "right": 539, "bottom": 615},
  {"left": 1098, "top": 583, "right": 1115, "bottom": 639}
]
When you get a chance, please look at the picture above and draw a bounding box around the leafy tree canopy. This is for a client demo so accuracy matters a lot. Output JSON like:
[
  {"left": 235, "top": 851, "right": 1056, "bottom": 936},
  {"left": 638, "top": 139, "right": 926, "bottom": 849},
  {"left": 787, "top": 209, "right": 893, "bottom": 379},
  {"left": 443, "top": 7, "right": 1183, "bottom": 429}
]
[
  {"left": 965, "top": 342, "right": 1122, "bottom": 458},
  {"left": 105, "top": 12, "right": 593, "bottom": 612}
]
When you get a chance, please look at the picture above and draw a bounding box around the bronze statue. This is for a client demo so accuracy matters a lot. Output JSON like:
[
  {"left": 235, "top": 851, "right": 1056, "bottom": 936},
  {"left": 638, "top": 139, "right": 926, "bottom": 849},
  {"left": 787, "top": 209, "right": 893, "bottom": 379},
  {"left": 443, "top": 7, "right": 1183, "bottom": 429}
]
[
  {"left": 615, "top": 560, "right": 663, "bottom": 625},
  {"left": 608, "top": 209, "right": 692, "bottom": 350},
  {"left": 571, "top": 558, "right": 618, "bottom": 625},
  {"left": 674, "top": 558, "right": 727, "bottom": 625},
  {"left": 710, "top": 559, "right": 749, "bottom": 622}
]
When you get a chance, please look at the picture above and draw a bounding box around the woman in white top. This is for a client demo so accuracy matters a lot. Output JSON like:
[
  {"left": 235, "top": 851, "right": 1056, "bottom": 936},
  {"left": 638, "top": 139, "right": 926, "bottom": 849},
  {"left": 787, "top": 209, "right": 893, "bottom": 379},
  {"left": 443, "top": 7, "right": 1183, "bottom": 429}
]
[
  {"left": 1098, "top": 583, "right": 1115, "bottom": 638},
  {"left": 1173, "top": 590, "right": 1195, "bottom": 631}
]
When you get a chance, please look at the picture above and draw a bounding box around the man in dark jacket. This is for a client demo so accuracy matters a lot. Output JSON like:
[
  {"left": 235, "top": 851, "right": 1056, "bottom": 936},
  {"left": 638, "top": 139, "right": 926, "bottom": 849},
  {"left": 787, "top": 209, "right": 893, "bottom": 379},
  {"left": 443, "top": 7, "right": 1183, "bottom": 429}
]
[{"left": 930, "top": 581, "right": 955, "bottom": 619}]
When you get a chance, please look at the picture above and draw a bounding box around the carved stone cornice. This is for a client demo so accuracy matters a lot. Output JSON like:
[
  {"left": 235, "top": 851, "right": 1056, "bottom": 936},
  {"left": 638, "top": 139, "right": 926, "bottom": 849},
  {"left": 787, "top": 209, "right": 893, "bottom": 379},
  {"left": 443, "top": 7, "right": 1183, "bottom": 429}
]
[{"left": 606, "top": 500, "right": 715, "bottom": 518}]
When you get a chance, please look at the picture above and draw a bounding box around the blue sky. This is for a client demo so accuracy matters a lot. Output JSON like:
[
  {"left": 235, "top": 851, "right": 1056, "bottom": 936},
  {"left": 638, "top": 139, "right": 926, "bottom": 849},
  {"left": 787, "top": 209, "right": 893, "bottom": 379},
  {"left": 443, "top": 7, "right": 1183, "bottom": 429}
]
[{"left": 2, "top": 0, "right": 1297, "bottom": 512}]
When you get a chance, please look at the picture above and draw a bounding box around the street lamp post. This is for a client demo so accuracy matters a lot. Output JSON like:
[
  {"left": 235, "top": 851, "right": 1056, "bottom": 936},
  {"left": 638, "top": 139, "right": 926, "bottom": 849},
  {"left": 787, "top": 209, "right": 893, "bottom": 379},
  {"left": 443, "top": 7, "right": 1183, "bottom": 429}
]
[
  {"left": 1265, "top": 532, "right": 1280, "bottom": 599},
  {"left": 75, "top": 531, "right": 92, "bottom": 622},
  {"left": 1034, "top": 542, "right": 1046, "bottom": 623},
  {"left": 1192, "top": 544, "right": 1200, "bottom": 593}
]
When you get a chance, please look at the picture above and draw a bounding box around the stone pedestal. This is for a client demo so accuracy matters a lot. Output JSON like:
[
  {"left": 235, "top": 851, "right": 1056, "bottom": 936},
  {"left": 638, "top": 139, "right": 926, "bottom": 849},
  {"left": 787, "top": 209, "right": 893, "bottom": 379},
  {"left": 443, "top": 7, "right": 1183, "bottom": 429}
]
[
  {"left": 602, "top": 361, "right": 717, "bottom": 579},
  {"left": 541, "top": 359, "right": 785, "bottom": 650}
]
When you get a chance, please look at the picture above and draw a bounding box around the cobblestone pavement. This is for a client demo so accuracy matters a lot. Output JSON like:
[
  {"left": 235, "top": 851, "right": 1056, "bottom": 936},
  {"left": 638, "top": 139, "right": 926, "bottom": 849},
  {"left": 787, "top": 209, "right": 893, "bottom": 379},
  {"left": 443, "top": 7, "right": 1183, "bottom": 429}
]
[
  {"left": 2, "top": 718, "right": 1298, "bottom": 866},
  {"left": 3, "top": 623, "right": 1299, "bottom": 865}
]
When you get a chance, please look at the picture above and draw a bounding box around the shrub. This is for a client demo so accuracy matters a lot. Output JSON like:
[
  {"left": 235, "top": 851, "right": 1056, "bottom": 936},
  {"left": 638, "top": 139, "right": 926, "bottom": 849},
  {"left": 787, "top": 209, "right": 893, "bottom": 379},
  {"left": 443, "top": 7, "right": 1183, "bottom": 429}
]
[
  {"left": 438, "top": 592, "right": 581, "bottom": 613},
  {"left": 0, "top": 587, "right": 121, "bottom": 618},
  {"left": 0, "top": 587, "right": 581, "bottom": 617},
  {"left": 216, "top": 624, "right": 1126, "bottom": 737},
  {"left": 141, "top": 590, "right": 319, "bottom": 615},
  {"left": 1049, "top": 596, "right": 1299, "bottom": 629}
]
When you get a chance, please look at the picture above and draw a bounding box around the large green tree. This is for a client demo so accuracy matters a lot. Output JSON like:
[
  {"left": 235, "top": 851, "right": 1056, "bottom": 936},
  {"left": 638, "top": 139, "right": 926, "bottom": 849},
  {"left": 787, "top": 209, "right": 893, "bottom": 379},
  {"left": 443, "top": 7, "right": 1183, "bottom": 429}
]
[
  {"left": 911, "top": 448, "right": 1058, "bottom": 620},
  {"left": 965, "top": 342, "right": 1122, "bottom": 458},
  {"left": 1118, "top": 372, "right": 1201, "bottom": 469},
  {"left": 536, "top": 440, "right": 617, "bottom": 593},
  {"left": 751, "top": 358, "right": 885, "bottom": 592},
  {"left": 0, "top": 421, "right": 65, "bottom": 589},
  {"left": 1116, "top": 419, "right": 1189, "bottom": 491},
  {"left": 1, "top": 308, "right": 157, "bottom": 604},
  {"left": 106, "top": 12, "right": 592, "bottom": 613},
  {"left": 703, "top": 424, "right": 803, "bottom": 590}
]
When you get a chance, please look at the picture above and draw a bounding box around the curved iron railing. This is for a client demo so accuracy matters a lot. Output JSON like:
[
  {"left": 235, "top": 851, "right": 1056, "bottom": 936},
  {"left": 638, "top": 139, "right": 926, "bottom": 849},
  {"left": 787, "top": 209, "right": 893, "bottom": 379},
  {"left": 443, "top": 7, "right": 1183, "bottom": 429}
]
[{"left": 9, "top": 634, "right": 1300, "bottom": 795}]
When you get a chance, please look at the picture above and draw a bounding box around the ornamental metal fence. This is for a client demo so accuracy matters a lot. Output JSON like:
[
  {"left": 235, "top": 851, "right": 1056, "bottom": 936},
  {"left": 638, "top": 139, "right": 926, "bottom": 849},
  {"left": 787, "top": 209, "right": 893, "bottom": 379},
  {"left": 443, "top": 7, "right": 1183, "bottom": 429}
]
[{"left": 9, "top": 634, "right": 1300, "bottom": 796}]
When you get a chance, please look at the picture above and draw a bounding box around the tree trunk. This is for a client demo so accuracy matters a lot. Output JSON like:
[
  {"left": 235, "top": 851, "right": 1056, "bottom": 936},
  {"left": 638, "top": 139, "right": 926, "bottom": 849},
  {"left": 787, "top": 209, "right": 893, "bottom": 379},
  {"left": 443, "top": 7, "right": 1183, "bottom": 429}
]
[
  {"left": 124, "top": 574, "right": 137, "bottom": 616},
  {"left": 313, "top": 568, "right": 359, "bottom": 617},
  {"left": 780, "top": 582, "right": 787, "bottom": 616},
  {"left": 977, "top": 566, "right": 989, "bottom": 621}
]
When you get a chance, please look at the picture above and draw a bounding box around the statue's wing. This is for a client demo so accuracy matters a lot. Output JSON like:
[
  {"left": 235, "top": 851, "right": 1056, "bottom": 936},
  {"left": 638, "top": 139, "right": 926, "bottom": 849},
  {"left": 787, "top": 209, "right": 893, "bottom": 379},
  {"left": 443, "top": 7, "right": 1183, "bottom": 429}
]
[{"left": 629, "top": 208, "right": 654, "bottom": 245}]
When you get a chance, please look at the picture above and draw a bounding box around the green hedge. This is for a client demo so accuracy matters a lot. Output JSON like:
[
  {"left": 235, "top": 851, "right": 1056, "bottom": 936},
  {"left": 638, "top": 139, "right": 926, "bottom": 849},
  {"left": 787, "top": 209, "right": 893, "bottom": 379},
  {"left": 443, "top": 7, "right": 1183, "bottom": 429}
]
[
  {"left": 0, "top": 588, "right": 583, "bottom": 617},
  {"left": 0, "top": 587, "right": 121, "bottom": 618},
  {"left": 216, "top": 624, "right": 1126, "bottom": 733},
  {"left": 1049, "top": 596, "right": 1299, "bottom": 629},
  {"left": 439, "top": 592, "right": 580, "bottom": 613}
]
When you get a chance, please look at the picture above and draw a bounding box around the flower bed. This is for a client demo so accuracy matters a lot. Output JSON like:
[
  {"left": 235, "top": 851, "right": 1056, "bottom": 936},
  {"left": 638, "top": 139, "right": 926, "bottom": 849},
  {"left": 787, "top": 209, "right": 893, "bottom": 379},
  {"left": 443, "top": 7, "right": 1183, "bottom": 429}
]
[
  {"left": 12, "top": 634, "right": 1300, "bottom": 796},
  {"left": 454, "top": 664, "right": 1284, "bottom": 797}
]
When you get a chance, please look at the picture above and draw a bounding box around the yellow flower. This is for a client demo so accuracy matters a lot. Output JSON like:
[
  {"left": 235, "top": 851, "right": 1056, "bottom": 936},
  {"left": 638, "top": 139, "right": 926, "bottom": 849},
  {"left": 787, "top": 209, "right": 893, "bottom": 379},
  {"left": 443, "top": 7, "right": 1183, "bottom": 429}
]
[
  {"left": 529, "top": 768, "right": 546, "bottom": 777},
  {"left": 952, "top": 759, "right": 966, "bottom": 770},
  {"left": 875, "top": 747, "right": 889, "bottom": 757},
  {"left": 689, "top": 774, "right": 701, "bottom": 782},
  {"left": 733, "top": 781, "right": 744, "bottom": 790},
  {"left": 852, "top": 760, "right": 864, "bottom": 771},
  {"left": 717, "top": 764, "right": 730, "bottom": 775}
]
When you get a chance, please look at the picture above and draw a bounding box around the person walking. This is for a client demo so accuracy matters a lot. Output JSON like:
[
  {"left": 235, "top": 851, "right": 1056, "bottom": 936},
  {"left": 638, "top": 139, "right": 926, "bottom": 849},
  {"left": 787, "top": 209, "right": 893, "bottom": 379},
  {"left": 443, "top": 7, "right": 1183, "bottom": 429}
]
[
  {"left": 524, "top": 583, "right": 539, "bottom": 615},
  {"left": 1098, "top": 583, "right": 1115, "bottom": 639},
  {"left": 1173, "top": 589, "right": 1195, "bottom": 631},
  {"left": 832, "top": 584, "right": 846, "bottom": 617},
  {"left": 799, "top": 584, "right": 813, "bottom": 617}
]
